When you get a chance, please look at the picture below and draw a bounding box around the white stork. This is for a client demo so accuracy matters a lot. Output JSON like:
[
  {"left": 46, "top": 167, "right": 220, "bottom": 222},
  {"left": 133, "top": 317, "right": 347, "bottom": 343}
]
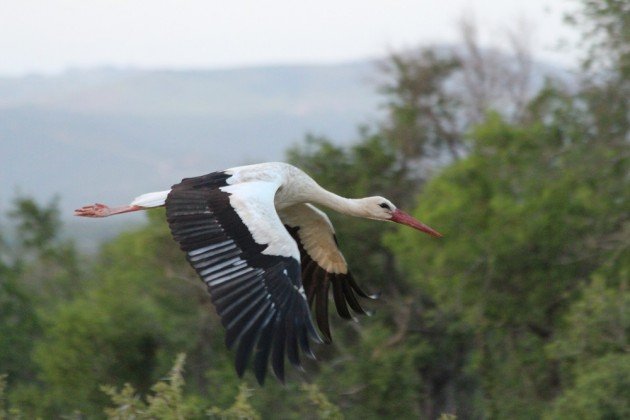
[{"left": 75, "top": 162, "right": 441, "bottom": 384}]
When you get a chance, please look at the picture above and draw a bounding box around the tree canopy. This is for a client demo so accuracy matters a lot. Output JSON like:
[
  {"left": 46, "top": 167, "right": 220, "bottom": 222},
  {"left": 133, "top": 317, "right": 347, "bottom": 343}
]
[{"left": 0, "top": 1, "right": 627, "bottom": 418}]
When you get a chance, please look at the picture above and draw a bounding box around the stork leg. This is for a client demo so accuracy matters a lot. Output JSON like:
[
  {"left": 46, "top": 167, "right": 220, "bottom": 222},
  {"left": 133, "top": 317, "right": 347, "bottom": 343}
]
[{"left": 74, "top": 203, "right": 144, "bottom": 218}]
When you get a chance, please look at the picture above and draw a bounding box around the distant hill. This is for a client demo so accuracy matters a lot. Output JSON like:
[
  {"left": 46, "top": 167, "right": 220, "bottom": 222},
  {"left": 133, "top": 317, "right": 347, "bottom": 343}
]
[
  {"left": 0, "top": 62, "right": 383, "bottom": 246},
  {"left": 0, "top": 57, "right": 569, "bottom": 248}
]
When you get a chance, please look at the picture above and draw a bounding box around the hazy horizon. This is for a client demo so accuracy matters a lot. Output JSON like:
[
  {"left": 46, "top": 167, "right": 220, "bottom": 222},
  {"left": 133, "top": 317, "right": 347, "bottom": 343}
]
[{"left": 1, "top": 0, "right": 578, "bottom": 77}]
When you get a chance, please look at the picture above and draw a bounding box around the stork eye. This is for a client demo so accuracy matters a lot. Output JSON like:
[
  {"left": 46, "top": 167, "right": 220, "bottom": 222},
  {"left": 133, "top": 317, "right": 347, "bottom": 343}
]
[{"left": 379, "top": 203, "right": 391, "bottom": 210}]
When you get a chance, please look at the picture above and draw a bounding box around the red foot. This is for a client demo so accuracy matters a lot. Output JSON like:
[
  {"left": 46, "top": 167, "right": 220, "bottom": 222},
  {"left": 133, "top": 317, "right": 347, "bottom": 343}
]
[
  {"left": 74, "top": 203, "right": 142, "bottom": 217},
  {"left": 74, "top": 203, "right": 113, "bottom": 217}
]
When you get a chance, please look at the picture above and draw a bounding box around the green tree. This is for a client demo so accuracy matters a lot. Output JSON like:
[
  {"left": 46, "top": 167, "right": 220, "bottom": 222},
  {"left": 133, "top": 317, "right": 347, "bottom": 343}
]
[
  {"left": 379, "top": 48, "right": 463, "bottom": 162},
  {"left": 286, "top": 47, "right": 480, "bottom": 417},
  {"left": 388, "top": 109, "right": 627, "bottom": 417},
  {"left": 7, "top": 196, "right": 82, "bottom": 302},
  {"left": 2, "top": 1, "right": 627, "bottom": 418},
  {"left": 566, "top": 0, "right": 630, "bottom": 77},
  {"left": 0, "top": 198, "right": 77, "bottom": 395},
  {"left": 0, "top": 276, "right": 40, "bottom": 386},
  {"left": 103, "top": 354, "right": 205, "bottom": 419},
  {"left": 30, "top": 210, "right": 217, "bottom": 417},
  {"left": 545, "top": 354, "right": 630, "bottom": 419}
]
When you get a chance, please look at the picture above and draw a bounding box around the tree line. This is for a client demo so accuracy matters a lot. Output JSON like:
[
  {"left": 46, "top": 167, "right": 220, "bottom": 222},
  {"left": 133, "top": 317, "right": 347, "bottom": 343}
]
[{"left": 1, "top": 1, "right": 627, "bottom": 418}]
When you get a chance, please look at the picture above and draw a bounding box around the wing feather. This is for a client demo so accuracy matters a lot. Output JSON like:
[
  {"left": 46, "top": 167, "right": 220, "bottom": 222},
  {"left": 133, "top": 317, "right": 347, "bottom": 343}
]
[
  {"left": 279, "top": 204, "right": 376, "bottom": 341},
  {"left": 253, "top": 312, "right": 278, "bottom": 385},
  {"left": 165, "top": 172, "right": 320, "bottom": 384}
]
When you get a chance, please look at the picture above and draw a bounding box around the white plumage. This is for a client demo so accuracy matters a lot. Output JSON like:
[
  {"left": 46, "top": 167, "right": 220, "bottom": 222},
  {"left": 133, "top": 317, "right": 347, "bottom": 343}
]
[
  {"left": 221, "top": 180, "right": 299, "bottom": 260},
  {"left": 131, "top": 190, "right": 171, "bottom": 207},
  {"left": 75, "top": 162, "right": 441, "bottom": 383}
]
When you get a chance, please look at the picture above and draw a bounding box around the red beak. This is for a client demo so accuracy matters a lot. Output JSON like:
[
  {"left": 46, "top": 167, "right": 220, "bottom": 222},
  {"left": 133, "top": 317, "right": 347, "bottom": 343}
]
[{"left": 390, "top": 209, "right": 443, "bottom": 238}]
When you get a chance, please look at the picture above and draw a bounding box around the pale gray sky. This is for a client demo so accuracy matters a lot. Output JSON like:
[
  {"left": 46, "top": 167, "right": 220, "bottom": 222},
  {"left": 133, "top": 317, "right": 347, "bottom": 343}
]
[{"left": 0, "top": 0, "right": 578, "bottom": 76}]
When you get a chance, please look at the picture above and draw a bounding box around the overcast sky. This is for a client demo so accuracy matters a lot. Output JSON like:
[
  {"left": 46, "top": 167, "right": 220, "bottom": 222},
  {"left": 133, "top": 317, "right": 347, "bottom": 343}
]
[{"left": 0, "top": 0, "right": 578, "bottom": 76}]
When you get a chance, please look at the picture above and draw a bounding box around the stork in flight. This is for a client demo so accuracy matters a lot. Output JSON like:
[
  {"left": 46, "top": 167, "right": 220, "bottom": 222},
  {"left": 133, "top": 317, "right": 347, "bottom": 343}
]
[{"left": 75, "top": 162, "right": 441, "bottom": 384}]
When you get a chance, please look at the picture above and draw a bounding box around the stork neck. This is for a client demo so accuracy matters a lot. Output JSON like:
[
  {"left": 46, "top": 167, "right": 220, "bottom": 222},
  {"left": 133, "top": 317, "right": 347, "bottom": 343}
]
[{"left": 308, "top": 186, "right": 364, "bottom": 217}]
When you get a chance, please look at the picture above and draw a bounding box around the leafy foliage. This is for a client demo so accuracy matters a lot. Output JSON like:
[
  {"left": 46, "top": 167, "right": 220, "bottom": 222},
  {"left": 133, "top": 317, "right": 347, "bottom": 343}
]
[
  {"left": 0, "top": 276, "right": 39, "bottom": 386},
  {"left": 103, "top": 354, "right": 203, "bottom": 419},
  {"left": 208, "top": 384, "right": 261, "bottom": 420},
  {"left": 545, "top": 353, "right": 630, "bottom": 419},
  {"left": 0, "top": 1, "right": 627, "bottom": 418}
]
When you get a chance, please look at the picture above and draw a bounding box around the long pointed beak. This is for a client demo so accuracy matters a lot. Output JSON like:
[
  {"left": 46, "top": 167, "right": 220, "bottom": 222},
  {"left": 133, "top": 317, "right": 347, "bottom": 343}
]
[{"left": 390, "top": 209, "right": 443, "bottom": 238}]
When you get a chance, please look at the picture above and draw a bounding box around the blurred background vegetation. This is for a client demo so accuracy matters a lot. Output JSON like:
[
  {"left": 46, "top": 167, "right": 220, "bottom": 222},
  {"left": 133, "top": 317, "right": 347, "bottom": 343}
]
[{"left": 0, "top": 0, "right": 628, "bottom": 418}]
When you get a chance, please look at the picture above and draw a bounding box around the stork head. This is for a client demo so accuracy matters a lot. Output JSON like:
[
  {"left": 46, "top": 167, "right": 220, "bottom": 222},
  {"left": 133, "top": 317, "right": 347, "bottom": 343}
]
[{"left": 360, "top": 196, "right": 442, "bottom": 238}]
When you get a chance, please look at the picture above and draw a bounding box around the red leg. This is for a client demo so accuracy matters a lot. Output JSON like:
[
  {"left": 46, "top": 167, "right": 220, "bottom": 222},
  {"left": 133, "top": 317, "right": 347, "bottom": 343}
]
[{"left": 74, "top": 203, "right": 143, "bottom": 218}]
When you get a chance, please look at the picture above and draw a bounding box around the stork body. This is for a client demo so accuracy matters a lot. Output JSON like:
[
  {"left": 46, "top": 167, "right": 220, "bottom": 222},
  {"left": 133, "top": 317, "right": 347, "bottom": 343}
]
[{"left": 75, "top": 162, "right": 441, "bottom": 384}]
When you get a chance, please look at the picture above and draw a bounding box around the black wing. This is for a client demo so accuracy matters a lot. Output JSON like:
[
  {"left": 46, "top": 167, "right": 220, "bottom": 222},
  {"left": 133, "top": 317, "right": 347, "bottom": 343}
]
[
  {"left": 279, "top": 204, "right": 377, "bottom": 343},
  {"left": 165, "top": 172, "right": 320, "bottom": 384}
]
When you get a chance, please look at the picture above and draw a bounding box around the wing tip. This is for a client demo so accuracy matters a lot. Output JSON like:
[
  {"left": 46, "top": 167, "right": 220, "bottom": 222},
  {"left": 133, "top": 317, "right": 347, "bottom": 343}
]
[{"left": 368, "top": 291, "right": 381, "bottom": 300}]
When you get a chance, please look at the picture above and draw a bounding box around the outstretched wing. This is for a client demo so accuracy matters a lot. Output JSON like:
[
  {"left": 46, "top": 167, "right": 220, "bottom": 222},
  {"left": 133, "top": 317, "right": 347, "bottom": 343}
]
[
  {"left": 279, "top": 203, "right": 376, "bottom": 343},
  {"left": 165, "top": 172, "right": 321, "bottom": 384}
]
